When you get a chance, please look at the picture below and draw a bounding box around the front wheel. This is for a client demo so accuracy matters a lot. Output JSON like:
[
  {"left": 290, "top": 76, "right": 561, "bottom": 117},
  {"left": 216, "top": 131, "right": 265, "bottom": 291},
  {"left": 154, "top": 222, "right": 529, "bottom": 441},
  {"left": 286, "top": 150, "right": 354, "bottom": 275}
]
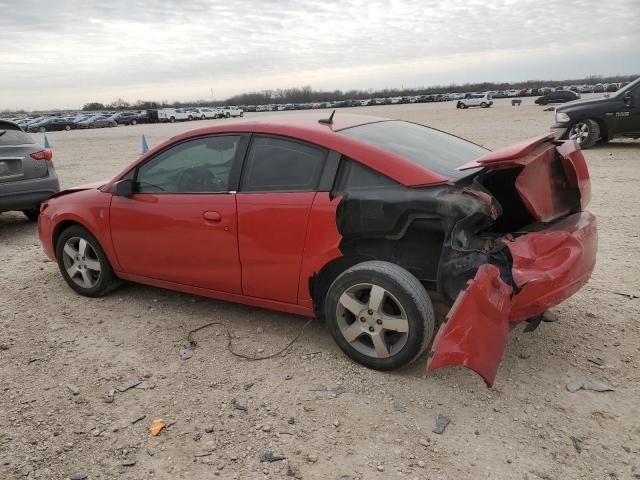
[
  {"left": 131, "top": 119, "right": 137, "bottom": 125},
  {"left": 38, "top": 126, "right": 46, "bottom": 133},
  {"left": 481, "top": 102, "right": 488, "bottom": 108},
  {"left": 225, "top": 113, "right": 230, "bottom": 118},
  {"left": 64, "top": 125, "right": 71, "bottom": 131},
  {"left": 240, "top": 111, "right": 244, "bottom": 117},
  {"left": 56, "top": 225, "right": 121, "bottom": 297},
  {"left": 201, "top": 115, "right": 206, "bottom": 120},
  {"left": 170, "top": 117, "right": 176, "bottom": 123},
  {"left": 324, "top": 261, "right": 435, "bottom": 371},
  {"left": 568, "top": 119, "right": 600, "bottom": 149}
]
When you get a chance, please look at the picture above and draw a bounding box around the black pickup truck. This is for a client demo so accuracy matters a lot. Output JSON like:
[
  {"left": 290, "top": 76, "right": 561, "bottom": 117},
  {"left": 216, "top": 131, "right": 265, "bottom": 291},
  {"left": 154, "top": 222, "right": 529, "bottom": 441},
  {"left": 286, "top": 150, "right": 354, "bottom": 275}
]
[{"left": 551, "top": 77, "right": 640, "bottom": 148}]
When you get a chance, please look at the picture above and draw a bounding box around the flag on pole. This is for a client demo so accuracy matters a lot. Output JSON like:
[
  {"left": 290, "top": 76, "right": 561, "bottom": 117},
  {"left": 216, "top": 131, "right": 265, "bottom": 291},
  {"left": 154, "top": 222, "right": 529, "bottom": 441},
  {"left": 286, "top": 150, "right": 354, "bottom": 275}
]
[
  {"left": 141, "top": 134, "right": 149, "bottom": 154},
  {"left": 43, "top": 135, "right": 51, "bottom": 148}
]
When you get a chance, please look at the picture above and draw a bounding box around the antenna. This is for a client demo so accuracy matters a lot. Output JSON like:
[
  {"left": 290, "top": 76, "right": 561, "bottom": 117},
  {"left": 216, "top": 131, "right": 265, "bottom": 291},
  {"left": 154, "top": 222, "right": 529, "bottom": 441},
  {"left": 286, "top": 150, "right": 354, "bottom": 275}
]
[{"left": 318, "top": 110, "right": 336, "bottom": 125}]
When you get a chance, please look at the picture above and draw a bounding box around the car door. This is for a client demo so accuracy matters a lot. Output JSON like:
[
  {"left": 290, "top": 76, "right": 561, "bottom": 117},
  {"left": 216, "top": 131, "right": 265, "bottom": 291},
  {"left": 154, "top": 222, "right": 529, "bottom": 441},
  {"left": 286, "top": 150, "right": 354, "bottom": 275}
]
[
  {"left": 110, "top": 134, "right": 247, "bottom": 293},
  {"left": 615, "top": 85, "right": 640, "bottom": 135},
  {"left": 236, "top": 135, "right": 328, "bottom": 304}
]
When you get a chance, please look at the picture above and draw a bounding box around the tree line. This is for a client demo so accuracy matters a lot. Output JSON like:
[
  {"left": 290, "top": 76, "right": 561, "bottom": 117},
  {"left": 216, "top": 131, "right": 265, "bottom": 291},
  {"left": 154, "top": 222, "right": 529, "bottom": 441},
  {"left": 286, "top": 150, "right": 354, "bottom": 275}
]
[{"left": 77, "top": 74, "right": 637, "bottom": 112}]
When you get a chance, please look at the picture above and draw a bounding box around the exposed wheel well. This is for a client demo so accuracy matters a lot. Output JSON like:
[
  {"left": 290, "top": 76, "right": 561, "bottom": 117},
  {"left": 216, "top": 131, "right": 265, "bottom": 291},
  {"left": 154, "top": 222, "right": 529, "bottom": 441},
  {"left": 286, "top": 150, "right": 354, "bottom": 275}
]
[{"left": 310, "top": 254, "right": 372, "bottom": 316}]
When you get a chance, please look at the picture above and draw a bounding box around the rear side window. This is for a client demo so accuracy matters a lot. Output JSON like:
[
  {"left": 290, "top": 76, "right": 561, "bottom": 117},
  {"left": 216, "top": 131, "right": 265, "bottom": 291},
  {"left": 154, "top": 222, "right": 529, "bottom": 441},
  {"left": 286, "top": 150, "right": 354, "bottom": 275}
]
[
  {"left": 340, "top": 120, "right": 487, "bottom": 181},
  {"left": 0, "top": 126, "right": 33, "bottom": 146},
  {"left": 334, "top": 157, "right": 397, "bottom": 192},
  {"left": 241, "top": 136, "right": 326, "bottom": 192}
]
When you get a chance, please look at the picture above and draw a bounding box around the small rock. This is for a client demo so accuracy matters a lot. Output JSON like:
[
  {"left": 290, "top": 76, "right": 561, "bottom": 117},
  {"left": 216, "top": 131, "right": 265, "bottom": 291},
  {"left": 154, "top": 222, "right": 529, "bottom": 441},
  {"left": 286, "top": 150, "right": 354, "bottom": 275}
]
[
  {"left": 377, "top": 465, "right": 385, "bottom": 472},
  {"left": 69, "top": 474, "right": 88, "bottom": 480},
  {"left": 418, "top": 460, "right": 425, "bottom": 468},
  {"left": 262, "top": 425, "right": 272, "bottom": 432},
  {"left": 418, "top": 438, "right": 430, "bottom": 447},
  {"left": 566, "top": 380, "right": 614, "bottom": 393},
  {"left": 104, "top": 390, "right": 115, "bottom": 403},
  {"left": 179, "top": 348, "right": 193, "bottom": 360},
  {"left": 66, "top": 384, "right": 79, "bottom": 396},
  {"left": 116, "top": 378, "right": 141, "bottom": 392},
  {"left": 307, "top": 453, "right": 318, "bottom": 463},
  {"left": 288, "top": 417, "right": 295, "bottom": 425},
  {"left": 205, "top": 426, "right": 215, "bottom": 433},
  {"left": 121, "top": 459, "right": 136, "bottom": 467},
  {"left": 570, "top": 436, "right": 583, "bottom": 453}
]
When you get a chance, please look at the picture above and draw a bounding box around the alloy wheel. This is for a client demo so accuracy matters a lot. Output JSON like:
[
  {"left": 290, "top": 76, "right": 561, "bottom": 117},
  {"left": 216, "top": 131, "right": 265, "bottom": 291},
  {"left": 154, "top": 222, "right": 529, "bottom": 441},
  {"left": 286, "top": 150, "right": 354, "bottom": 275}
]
[
  {"left": 336, "top": 283, "right": 409, "bottom": 359},
  {"left": 61, "top": 237, "right": 102, "bottom": 289},
  {"left": 568, "top": 122, "right": 590, "bottom": 144}
]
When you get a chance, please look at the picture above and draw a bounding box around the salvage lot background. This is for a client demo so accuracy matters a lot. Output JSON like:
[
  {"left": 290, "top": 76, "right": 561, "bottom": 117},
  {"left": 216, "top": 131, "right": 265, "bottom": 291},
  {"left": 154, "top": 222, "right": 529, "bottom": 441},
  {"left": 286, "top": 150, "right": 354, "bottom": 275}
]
[{"left": 1, "top": 97, "right": 639, "bottom": 480}]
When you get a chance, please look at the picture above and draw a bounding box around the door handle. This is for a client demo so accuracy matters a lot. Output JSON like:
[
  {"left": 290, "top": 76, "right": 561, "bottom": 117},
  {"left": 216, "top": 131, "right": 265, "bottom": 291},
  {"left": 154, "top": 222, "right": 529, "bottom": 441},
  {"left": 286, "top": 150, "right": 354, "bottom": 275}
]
[{"left": 203, "top": 211, "right": 222, "bottom": 222}]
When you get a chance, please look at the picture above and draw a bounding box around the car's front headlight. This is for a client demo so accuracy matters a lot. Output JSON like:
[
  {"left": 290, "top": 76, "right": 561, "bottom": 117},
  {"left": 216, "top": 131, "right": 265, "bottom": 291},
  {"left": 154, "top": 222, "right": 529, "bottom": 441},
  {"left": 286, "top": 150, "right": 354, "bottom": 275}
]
[{"left": 556, "top": 112, "right": 571, "bottom": 123}]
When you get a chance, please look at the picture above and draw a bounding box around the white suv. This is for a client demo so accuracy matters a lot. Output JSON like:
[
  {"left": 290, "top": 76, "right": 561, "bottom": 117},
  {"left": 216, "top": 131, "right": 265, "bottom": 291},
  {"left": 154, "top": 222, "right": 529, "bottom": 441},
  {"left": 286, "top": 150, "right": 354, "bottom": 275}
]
[
  {"left": 457, "top": 93, "right": 493, "bottom": 109},
  {"left": 221, "top": 106, "right": 243, "bottom": 118}
]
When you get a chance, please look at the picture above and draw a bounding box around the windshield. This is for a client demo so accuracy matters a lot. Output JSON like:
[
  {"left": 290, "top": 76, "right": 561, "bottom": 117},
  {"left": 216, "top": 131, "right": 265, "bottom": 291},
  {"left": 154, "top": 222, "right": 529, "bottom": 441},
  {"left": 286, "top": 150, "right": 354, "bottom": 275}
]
[
  {"left": 614, "top": 77, "right": 640, "bottom": 98},
  {"left": 340, "top": 120, "right": 487, "bottom": 181}
]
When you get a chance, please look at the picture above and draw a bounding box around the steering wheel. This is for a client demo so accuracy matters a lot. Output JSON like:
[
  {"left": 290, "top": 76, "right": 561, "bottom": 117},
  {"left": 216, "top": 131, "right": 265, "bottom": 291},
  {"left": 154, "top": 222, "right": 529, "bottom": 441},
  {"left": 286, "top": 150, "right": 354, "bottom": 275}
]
[{"left": 177, "top": 166, "right": 222, "bottom": 192}]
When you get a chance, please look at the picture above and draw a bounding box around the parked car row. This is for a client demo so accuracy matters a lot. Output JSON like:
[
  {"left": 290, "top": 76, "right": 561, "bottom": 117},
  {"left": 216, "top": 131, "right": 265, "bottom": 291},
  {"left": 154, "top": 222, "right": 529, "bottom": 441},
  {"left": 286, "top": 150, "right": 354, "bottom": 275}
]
[{"left": 1, "top": 106, "right": 245, "bottom": 132}]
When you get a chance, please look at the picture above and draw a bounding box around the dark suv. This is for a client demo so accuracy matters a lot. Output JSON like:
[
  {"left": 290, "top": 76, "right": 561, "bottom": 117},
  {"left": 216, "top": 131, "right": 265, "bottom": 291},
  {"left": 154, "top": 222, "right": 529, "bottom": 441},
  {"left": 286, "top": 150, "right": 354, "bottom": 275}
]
[
  {"left": 110, "top": 112, "right": 139, "bottom": 125},
  {"left": 535, "top": 90, "right": 580, "bottom": 105},
  {"left": 551, "top": 77, "right": 640, "bottom": 148},
  {"left": 0, "top": 120, "right": 60, "bottom": 220}
]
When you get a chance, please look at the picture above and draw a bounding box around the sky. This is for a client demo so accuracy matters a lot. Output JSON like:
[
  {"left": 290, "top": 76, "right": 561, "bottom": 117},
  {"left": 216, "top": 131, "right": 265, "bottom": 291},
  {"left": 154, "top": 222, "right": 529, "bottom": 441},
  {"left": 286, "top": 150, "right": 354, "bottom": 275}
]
[{"left": 1, "top": 0, "right": 639, "bottom": 110}]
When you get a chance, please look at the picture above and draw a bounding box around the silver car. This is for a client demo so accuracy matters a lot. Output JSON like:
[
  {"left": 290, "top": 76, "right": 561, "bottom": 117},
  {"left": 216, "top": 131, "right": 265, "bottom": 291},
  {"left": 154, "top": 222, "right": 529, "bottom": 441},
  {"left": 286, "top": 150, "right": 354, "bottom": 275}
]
[{"left": 0, "top": 120, "right": 60, "bottom": 221}]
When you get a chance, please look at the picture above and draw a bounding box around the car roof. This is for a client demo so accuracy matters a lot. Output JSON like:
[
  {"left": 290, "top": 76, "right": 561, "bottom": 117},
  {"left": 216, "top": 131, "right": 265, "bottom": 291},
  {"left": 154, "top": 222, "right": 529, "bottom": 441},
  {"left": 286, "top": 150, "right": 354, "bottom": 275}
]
[
  {"left": 0, "top": 119, "right": 22, "bottom": 130},
  {"left": 107, "top": 113, "right": 452, "bottom": 188}
]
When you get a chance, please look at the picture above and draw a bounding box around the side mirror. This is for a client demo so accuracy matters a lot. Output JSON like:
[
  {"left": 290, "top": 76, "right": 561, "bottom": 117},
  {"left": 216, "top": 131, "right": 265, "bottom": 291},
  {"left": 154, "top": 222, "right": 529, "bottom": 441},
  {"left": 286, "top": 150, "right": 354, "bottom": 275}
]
[
  {"left": 111, "top": 179, "right": 134, "bottom": 197},
  {"left": 623, "top": 90, "right": 632, "bottom": 105}
]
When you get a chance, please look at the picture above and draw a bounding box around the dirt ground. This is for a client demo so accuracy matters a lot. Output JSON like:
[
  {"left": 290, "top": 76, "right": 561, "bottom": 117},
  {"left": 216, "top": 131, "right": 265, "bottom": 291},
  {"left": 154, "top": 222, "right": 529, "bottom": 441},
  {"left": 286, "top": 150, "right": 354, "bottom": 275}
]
[{"left": 1, "top": 97, "right": 639, "bottom": 480}]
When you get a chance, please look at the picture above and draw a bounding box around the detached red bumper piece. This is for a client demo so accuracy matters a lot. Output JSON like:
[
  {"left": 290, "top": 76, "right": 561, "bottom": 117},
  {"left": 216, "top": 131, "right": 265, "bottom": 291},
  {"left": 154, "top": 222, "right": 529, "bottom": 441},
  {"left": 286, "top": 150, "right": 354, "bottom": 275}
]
[{"left": 428, "top": 211, "right": 597, "bottom": 387}]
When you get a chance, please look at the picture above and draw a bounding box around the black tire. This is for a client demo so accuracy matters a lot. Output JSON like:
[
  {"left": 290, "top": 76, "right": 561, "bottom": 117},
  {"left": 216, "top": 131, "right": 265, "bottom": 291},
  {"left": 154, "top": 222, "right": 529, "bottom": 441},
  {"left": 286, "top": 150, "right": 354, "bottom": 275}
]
[
  {"left": 188, "top": 115, "right": 193, "bottom": 121},
  {"left": 64, "top": 125, "right": 71, "bottom": 131},
  {"left": 324, "top": 260, "right": 435, "bottom": 371},
  {"left": 23, "top": 209, "right": 39, "bottom": 222},
  {"left": 55, "top": 225, "right": 120, "bottom": 297},
  {"left": 240, "top": 111, "right": 244, "bottom": 117},
  {"left": 225, "top": 113, "right": 230, "bottom": 118},
  {"left": 567, "top": 119, "right": 600, "bottom": 149},
  {"left": 456, "top": 102, "right": 462, "bottom": 109},
  {"left": 131, "top": 119, "right": 137, "bottom": 125},
  {"left": 481, "top": 102, "right": 488, "bottom": 108},
  {"left": 38, "top": 126, "right": 46, "bottom": 133},
  {"left": 170, "top": 116, "right": 176, "bottom": 123},
  {"left": 201, "top": 115, "right": 206, "bottom": 120}
]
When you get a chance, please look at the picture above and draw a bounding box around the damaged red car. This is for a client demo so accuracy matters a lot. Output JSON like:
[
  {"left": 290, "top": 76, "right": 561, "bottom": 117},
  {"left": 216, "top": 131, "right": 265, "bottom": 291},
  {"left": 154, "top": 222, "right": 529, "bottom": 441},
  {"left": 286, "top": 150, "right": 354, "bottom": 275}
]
[{"left": 38, "top": 114, "right": 597, "bottom": 385}]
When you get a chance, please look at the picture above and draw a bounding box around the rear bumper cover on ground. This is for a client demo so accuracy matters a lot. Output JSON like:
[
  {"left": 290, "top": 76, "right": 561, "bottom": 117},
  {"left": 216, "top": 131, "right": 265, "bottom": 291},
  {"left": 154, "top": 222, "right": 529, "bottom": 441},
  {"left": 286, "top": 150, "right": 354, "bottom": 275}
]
[{"left": 427, "top": 210, "right": 597, "bottom": 386}]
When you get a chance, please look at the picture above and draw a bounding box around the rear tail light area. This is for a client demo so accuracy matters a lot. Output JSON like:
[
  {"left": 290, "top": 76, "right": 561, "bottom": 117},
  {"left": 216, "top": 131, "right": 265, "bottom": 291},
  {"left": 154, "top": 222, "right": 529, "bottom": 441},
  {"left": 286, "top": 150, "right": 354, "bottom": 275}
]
[{"left": 31, "top": 149, "right": 53, "bottom": 161}]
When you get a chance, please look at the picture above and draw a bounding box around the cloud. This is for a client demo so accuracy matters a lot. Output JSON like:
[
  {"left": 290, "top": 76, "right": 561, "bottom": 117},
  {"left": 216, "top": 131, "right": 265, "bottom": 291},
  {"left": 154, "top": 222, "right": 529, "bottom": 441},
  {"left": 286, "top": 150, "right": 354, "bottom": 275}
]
[{"left": 1, "top": 0, "right": 638, "bottom": 109}]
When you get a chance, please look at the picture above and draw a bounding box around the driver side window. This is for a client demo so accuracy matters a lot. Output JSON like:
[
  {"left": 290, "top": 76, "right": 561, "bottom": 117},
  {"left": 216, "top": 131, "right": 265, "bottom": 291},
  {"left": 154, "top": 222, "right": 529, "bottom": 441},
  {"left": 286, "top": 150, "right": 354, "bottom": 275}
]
[{"left": 136, "top": 135, "right": 240, "bottom": 193}]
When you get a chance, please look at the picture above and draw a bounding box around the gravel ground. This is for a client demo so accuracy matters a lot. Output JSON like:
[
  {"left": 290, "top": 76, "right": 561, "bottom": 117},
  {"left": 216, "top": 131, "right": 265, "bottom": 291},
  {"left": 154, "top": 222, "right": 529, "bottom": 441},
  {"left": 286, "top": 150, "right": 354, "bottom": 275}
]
[{"left": 1, "top": 97, "right": 639, "bottom": 480}]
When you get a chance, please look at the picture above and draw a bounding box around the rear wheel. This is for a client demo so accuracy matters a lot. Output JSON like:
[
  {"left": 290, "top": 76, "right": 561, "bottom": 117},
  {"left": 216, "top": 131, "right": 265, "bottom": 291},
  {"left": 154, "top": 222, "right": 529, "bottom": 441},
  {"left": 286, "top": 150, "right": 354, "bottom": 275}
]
[
  {"left": 55, "top": 225, "right": 120, "bottom": 297},
  {"left": 131, "top": 119, "right": 137, "bottom": 125},
  {"left": 568, "top": 119, "right": 600, "bottom": 149},
  {"left": 225, "top": 112, "right": 230, "bottom": 118},
  {"left": 64, "top": 125, "right": 71, "bottom": 131},
  {"left": 324, "top": 261, "right": 435, "bottom": 371},
  {"left": 481, "top": 102, "right": 488, "bottom": 108},
  {"left": 201, "top": 115, "right": 206, "bottom": 120},
  {"left": 23, "top": 209, "right": 39, "bottom": 222},
  {"left": 38, "top": 126, "right": 46, "bottom": 133},
  {"left": 240, "top": 111, "right": 244, "bottom": 117},
  {"left": 170, "top": 116, "right": 176, "bottom": 123}
]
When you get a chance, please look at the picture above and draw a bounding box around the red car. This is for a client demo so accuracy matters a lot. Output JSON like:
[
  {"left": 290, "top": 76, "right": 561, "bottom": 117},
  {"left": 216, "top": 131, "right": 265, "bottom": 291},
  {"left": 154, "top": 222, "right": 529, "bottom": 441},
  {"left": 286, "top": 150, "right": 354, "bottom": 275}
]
[{"left": 38, "top": 114, "right": 597, "bottom": 385}]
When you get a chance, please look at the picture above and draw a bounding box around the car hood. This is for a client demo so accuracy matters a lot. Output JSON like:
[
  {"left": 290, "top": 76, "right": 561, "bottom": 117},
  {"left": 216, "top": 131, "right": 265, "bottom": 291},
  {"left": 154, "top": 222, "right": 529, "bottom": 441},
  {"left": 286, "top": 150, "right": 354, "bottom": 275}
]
[
  {"left": 556, "top": 95, "right": 613, "bottom": 111},
  {"left": 48, "top": 181, "right": 106, "bottom": 199}
]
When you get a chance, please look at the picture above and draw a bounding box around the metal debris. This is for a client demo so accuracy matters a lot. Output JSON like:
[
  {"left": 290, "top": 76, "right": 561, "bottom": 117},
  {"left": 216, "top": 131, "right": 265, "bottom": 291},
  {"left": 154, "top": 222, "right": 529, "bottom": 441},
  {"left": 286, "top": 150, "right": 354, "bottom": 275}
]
[{"left": 260, "top": 451, "right": 287, "bottom": 463}]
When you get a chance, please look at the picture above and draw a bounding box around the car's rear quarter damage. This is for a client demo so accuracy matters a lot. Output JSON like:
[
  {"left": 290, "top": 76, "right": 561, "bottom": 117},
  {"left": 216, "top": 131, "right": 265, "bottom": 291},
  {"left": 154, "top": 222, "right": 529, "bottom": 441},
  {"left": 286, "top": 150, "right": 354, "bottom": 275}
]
[{"left": 313, "top": 133, "right": 596, "bottom": 385}]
